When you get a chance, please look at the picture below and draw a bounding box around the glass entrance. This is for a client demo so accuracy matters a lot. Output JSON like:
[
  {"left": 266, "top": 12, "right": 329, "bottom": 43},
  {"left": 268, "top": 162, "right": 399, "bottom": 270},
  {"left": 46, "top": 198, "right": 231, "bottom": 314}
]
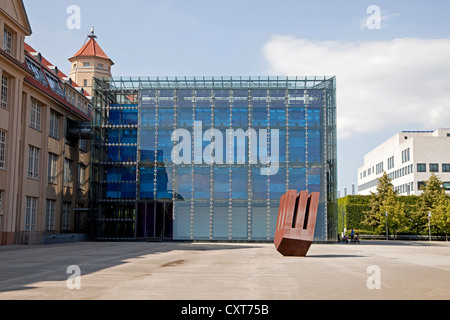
[{"left": 136, "top": 201, "right": 173, "bottom": 240}]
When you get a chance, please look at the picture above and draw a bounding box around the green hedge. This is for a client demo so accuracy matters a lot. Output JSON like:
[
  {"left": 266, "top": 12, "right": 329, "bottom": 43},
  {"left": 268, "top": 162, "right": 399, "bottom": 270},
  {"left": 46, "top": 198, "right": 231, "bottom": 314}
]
[
  {"left": 338, "top": 195, "right": 424, "bottom": 235},
  {"left": 338, "top": 195, "right": 372, "bottom": 234}
]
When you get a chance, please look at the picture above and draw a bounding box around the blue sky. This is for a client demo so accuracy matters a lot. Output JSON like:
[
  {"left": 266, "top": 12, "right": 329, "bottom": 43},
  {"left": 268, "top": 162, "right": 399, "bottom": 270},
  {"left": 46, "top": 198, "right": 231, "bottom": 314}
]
[{"left": 23, "top": 0, "right": 450, "bottom": 195}]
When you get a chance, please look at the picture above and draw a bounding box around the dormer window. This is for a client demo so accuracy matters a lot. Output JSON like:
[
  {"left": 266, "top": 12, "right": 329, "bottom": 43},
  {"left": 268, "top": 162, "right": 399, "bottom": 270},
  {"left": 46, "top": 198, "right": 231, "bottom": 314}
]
[{"left": 25, "top": 57, "right": 47, "bottom": 85}]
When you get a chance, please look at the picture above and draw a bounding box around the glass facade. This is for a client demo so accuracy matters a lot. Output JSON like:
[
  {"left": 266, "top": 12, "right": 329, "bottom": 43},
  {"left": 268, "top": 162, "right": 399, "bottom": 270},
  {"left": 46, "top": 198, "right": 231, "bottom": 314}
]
[{"left": 91, "top": 76, "right": 337, "bottom": 242}]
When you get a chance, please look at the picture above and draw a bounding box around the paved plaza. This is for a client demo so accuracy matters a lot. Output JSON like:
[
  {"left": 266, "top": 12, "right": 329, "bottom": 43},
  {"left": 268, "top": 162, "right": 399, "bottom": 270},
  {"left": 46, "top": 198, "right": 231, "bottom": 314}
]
[{"left": 0, "top": 240, "right": 449, "bottom": 300}]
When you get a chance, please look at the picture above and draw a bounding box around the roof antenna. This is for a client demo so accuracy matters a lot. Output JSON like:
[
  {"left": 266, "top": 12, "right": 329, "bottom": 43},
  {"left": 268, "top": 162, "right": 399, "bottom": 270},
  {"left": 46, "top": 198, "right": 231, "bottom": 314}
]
[{"left": 88, "top": 26, "right": 97, "bottom": 39}]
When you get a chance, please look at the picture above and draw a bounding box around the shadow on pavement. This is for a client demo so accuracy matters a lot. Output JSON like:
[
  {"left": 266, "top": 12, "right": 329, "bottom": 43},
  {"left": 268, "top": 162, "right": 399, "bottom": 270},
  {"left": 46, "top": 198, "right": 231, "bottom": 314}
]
[{"left": 0, "top": 241, "right": 260, "bottom": 293}]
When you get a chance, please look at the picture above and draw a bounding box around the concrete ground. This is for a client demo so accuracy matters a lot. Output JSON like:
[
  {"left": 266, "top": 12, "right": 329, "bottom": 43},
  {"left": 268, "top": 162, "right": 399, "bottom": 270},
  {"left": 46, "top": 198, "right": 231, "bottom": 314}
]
[{"left": 0, "top": 240, "right": 449, "bottom": 300}]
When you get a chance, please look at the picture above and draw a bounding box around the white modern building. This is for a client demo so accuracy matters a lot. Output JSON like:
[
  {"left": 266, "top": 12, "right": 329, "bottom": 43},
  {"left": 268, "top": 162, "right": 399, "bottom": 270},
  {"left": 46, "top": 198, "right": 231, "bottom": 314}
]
[{"left": 358, "top": 129, "right": 450, "bottom": 196}]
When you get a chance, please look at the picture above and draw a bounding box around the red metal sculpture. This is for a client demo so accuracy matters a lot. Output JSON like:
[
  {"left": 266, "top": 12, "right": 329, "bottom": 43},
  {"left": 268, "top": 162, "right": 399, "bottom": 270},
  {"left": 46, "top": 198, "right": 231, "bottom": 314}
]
[{"left": 274, "top": 190, "right": 320, "bottom": 256}]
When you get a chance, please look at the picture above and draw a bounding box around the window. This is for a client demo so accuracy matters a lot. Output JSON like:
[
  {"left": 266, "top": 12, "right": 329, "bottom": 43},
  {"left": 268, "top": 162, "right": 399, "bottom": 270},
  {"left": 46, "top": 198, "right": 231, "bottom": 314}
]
[
  {"left": 1, "top": 74, "right": 8, "bottom": 108},
  {"left": 418, "top": 181, "right": 426, "bottom": 190},
  {"left": 45, "top": 199, "right": 56, "bottom": 231},
  {"left": 78, "top": 163, "right": 86, "bottom": 190},
  {"left": 49, "top": 110, "right": 59, "bottom": 139},
  {"left": 442, "top": 164, "right": 450, "bottom": 172},
  {"left": 44, "top": 71, "right": 64, "bottom": 97},
  {"left": 30, "top": 101, "right": 41, "bottom": 131},
  {"left": 430, "top": 163, "right": 439, "bottom": 172},
  {"left": 0, "top": 190, "right": 3, "bottom": 212},
  {"left": 47, "top": 153, "right": 58, "bottom": 184},
  {"left": 27, "top": 145, "right": 40, "bottom": 179},
  {"left": 83, "top": 79, "right": 88, "bottom": 87},
  {"left": 387, "top": 156, "right": 395, "bottom": 170},
  {"left": 64, "top": 158, "right": 73, "bottom": 186},
  {"left": 0, "top": 130, "right": 5, "bottom": 168},
  {"left": 79, "top": 139, "right": 87, "bottom": 152},
  {"left": 25, "top": 57, "right": 47, "bottom": 85},
  {"left": 25, "top": 196, "right": 37, "bottom": 231},
  {"left": 83, "top": 62, "right": 90, "bottom": 67},
  {"left": 3, "top": 28, "right": 12, "bottom": 55},
  {"left": 443, "top": 182, "right": 450, "bottom": 191},
  {"left": 417, "top": 163, "right": 426, "bottom": 172},
  {"left": 62, "top": 202, "right": 70, "bottom": 231}
]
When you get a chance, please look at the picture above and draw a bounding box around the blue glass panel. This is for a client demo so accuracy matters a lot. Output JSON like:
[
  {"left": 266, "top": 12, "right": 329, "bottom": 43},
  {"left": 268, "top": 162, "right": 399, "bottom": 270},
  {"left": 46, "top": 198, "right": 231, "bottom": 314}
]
[
  {"left": 214, "top": 107, "right": 230, "bottom": 127},
  {"left": 122, "top": 109, "right": 138, "bottom": 125},
  {"left": 214, "top": 167, "right": 229, "bottom": 200},
  {"left": 119, "top": 146, "right": 137, "bottom": 162},
  {"left": 268, "top": 166, "right": 286, "bottom": 199},
  {"left": 251, "top": 89, "right": 266, "bottom": 108},
  {"left": 308, "top": 167, "right": 321, "bottom": 193},
  {"left": 212, "top": 203, "right": 229, "bottom": 239},
  {"left": 177, "top": 166, "right": 192, "bottom": 200},
  {"left": 173, "top": 202, "right": 191, "bottom": 240},
  {"left": 288, "top": 107, "right": 306, "bottom": 127},
  {"left": 278, "top": 129, "right": 286, "bottom": 163},
  {"left": 307, "top": 108, "right": 321, "bottom": 127},
  {"left": 178, "top": 90, "right": 193, "bottom": 108},
  {"left": 139, "top": 166, "right": 155, "bottom": 199},
  {"left": 231, "top": 204, "right": 247, "bottom": 239},
  {"left": 269, "top": 108, "right": 285, "bottom": 126},
  {"left": 195, "top": 107, "right": 212, "bottom": 124},
  {"left": 289, "top": 167, "right": 306, "bottom": 191},
  {"left": 193, "top": 166, "right": 210, "bottom": 199},
  {"left": 158, "top": 108, "right": 175, "bottom": 127},
  {"left": 140, "top": 129, "right": 156, "bottom": 150},
  {"left": 308, "top": 129, "right": 321, "bottom": 162},
  {"left": 251, "top": 205, "right": 268, "bottom": 239},
  {"left": 270, "top": 89, "right": 286, "bottom": 108},
  {"left": 252, "top": 108, "right": 268, "bottom": 127},
  {"left": 109, "top": 109, "right": 121, "bottom": 125},
  {"left": 252, "top": 170, "right": 268, "bottom": 200},
  {"left": 107, "top": 167, "right": 119, "bottom": 181},
  {"left": 141, "top": 108, "right": 157, "bottom": 127},
  {"left": 231, "top": 108, "right": 247, "bottom": 127},
  {"left": 159, "top": 90, "right": 174, "bottom": 108},
  {"left": 121, "top": 167, "right": 136, "bottom": 181},
  {"left": 193, "top": 202, "right": 210, "bottom": 238},
  {"left": 119, "top": 183, "right": 136, "bottom": 199},
  {"left": 107, "top": 129, "right": 120, "bottom": 144},
  {"left": 231, "top": 167, "right": 247, "bottom": 199},
  {"left": 289, "top": 129, "right": 306, "bottom": 162},
  {"left": 107, "top": 146, "right": 119, "bottom": 162},
  {"left": 106, "top": 182, "right": 118, "bottom": 198},
  {"left": 121, "top": 129, "right": 137, "bottom": 144},
  {"left": 157, "top": 130, "right": 174, "bottom": 162},
  {"left": 179, "top": 108, "right": 193, "bottom": 127}
]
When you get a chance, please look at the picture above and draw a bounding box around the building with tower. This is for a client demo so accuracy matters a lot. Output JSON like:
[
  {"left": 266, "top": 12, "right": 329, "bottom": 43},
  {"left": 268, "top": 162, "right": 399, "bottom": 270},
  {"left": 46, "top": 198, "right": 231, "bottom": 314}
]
[
  {"left": 0, "top": 0, "right": 93, "bottom": 245},
  {"left": 68, "top": 27, "right": 113, "bottom": 97}
]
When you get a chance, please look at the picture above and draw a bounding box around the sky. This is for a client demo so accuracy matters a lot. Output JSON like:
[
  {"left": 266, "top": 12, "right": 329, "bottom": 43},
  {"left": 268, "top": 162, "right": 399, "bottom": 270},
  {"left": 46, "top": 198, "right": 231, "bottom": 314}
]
[{"left": 22, "top": 0, "right": 450, "bottom": 196}]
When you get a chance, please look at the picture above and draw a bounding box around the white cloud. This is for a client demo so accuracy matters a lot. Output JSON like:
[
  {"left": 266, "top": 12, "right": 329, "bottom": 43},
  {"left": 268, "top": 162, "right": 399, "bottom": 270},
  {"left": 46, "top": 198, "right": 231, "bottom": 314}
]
[{"left": 263, "top": 36, "right": 450, "bottom": 139}]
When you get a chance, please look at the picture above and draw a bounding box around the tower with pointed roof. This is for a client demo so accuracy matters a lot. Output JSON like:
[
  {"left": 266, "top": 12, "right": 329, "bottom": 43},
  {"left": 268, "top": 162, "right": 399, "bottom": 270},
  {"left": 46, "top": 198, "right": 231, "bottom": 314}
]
[{"left": 68, "top": 26, "right": 113, "bottom": 96}]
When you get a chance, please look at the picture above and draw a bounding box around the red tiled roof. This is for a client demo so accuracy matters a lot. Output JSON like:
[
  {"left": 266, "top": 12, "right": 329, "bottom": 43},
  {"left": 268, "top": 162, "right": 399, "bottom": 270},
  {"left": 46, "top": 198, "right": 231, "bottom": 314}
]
[
  {"left": 70, "top": 37, "right": 112, "bottom": 62},
  {"left": 23, "top": 42, "right": 91, "bottom": 120}
]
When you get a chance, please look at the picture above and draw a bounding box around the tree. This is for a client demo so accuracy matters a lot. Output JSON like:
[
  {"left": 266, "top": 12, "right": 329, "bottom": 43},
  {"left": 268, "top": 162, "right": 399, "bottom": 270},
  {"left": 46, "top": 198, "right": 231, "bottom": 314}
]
[
  {"left": 414, "top": 173, "right": 446, "bottom": 234},
  {"left": 431, "top": 193, "right": 450, "bottom": 241},
  {"left": 382, "top": 188, "right": 408, "bottom": 239},
  {"left": 363, "top": 172, "right": 395, "bottom": 234}
]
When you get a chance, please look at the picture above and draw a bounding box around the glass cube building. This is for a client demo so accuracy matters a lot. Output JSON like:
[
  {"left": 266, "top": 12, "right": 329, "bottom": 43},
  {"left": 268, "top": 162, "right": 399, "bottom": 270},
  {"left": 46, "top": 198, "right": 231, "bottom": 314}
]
[{"left": 90, "top": 76, "right": 337, "bottom": 242}]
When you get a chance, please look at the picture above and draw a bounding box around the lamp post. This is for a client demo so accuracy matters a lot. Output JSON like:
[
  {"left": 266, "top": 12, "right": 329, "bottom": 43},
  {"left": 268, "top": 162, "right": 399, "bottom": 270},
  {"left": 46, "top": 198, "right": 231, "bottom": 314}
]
[
  {"left": 428, "top": 211, "right": 432, "bottom": 242},
  {"left": 385, "top": 211, "right": 388, "bottom": 241}
]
